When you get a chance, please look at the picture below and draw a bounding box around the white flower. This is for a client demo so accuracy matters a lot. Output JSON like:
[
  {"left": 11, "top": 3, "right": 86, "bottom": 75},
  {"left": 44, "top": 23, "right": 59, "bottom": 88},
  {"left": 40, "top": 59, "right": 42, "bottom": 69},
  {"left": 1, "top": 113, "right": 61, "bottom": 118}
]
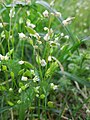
[
  {"left": 48, "top": 56, "right": 52, "bottom": 62},
  {"left": 18, "top": 60, "right": 24, "bottom": 65},
  {"left": 4, "top": 55, "right": 9, "bottom": 60},
  {"left": 86, "top": 109, "right": 90, "bottom": 114},
  {"left": 64, "top": 35, "right": 69, "bottom": 39},
  {"left": 30, "top": 69, "right": 35, "bottom": 75},
  {"left": 61, "top": 33, "right": 64, "bottom": 37},
  {"left": 84, "top": 29, "right": 87, "bottom": 33},
  {"left": 18, "top": 88, "right": 22, "bottom": 93},
  {"left": 50, "top": 83, "right": 58, "bottom": 90},
  {"left": 9, "top": 88, "right": 13, "bottom": 92},
  {"left": 27, "top": 11, "right": 30, "bottom": 16},
  {"left": 9, "top": 7, "right": 15, "bottom": 18},
  {"left": 62, "top": 17, "right": 75, "bottom": 26},
  {"left": 0, "top": 54, "right": 5, "bottom": 61},
  {"left": 55, "top": 37, "right": 59, "bottom": 41},
  {"left": 43, "top": 10, "right": 49, "bottom": 17},
  {"left": 26, "top": 19, "right": 36, "bottom": 28},
  {"left": 34, "top": 33, "right": 41, "bottom": 39},
  {"left": 44, "top": 27, "right": 49, "bottom": 31},
  {"left": 0, "top": 23, "right": 3, "bottom": 28},
  {"left": 0, "top": 54, "right": 9, "bottom": 61},
  {"left": 44, "top": 33, "right": 50, "bottom": 41},
  {"left": 18, "top": 33, "right": 26, "bottom": 40},
  {"left": 19, "top": 17, "right": 23, "bottom": 24},
  {"left": 10, "top": 35, "right": 13, "bottom": 39},
  {"left": 36, "top": 94, "right": 39, "bottom": 97},
  {"left": 41, "top": 59, "right": 47, "bottom": 67},
  {"left": 21, "top": 76, "right": 28, "bottom": 81}
]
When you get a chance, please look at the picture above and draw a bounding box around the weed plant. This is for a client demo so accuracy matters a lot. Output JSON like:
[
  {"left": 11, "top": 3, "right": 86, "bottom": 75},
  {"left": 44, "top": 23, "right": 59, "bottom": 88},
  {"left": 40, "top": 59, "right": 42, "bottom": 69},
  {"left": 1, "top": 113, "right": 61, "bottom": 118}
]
[{"left": 0, "top": 0, "right": 90, "bottom": 119}]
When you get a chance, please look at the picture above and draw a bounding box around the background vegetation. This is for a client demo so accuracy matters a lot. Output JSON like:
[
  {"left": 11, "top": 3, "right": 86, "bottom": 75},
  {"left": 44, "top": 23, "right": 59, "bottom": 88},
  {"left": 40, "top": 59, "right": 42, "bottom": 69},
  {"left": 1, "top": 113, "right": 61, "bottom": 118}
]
[{"left": 0, "top": 0, "right": 90, "bottom": 119}]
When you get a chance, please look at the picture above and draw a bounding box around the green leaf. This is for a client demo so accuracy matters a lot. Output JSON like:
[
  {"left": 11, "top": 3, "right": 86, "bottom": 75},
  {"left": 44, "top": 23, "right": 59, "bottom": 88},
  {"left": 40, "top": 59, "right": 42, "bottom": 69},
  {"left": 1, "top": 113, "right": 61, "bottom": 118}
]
[
  {"left": 23, "top": 70, "right": 32, "bottom": 77},
  {"left": 6, "top": 49, "right": 14, "bottom": 57},
  {"left": 45, "top": 62, "right": 58, "bottom": 78},
  {"left": 25, "top": 26, "right": 36, "bottom": 35},
  {"left": 18, "top": 69, "right": 25, "bottom": 75},
  {"left": 7, "top": 101, "right": 14, "bottom": 106},
  {"left": 24, "top": 61, "right": 34, "bottom": 69}
]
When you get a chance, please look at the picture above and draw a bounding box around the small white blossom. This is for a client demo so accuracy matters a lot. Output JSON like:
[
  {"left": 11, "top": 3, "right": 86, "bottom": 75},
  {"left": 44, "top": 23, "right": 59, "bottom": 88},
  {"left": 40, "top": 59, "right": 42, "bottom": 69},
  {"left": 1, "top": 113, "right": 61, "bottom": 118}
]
[
  {"left": 86, "top": 109, "right": 90, "bottom": 114},
  {"left": 50, "top": 83, "right": 58, "bottom": 90},
  {"left": 30, "top": 69, "right": 35, "bottom": 75},
  {"left": 10, "top": 35, "right": 13, "bottom": 39},
  {"left": 9, "top": 88, "right": 13, "bottom": 92},
  {"left": 0, "top": 23, "right": 3, "bottom": 28},
  {"left": 43, "top": 10, "right": 49, "bottom": 17},
  {"left": 44, "top": 33, "right": 50, "bottom": 41},
  {"left": 19, "top": 17, "right": 23, "bottom": 24},
  {"left": 0, "top": 54, "right": 9, "bottom": 61},
  {"left": 18, "top": 60, "right": 24, "bottom": 65},
  {"left": 55, "top": 37, "right": 59, "bottom": 41},
  {"left": 18, "top": 88, "right": 22, "bottom": 93},
  {"left": 19, "top": 33, "right": 26, "bottom": 40},
  {"left": 51, "top": 12, "right": 54, "bottom": 16},
  {"left": 62, "top": 17, "right": 75, "bottom": 26},
  {"left": 9, "top": 7, "right": 15, "bottom": 18},
  {"left": 41, "top": 59, "right": 47, "bottom": 67},
  {"left": 61, "top": 33, "right": 64, "bottom": 37},
  {"left": 21, "top": 76, "right": 28, "bottom": 81},
  {"left": 0, "top": 54, "right": 4, "bottom": 60},
  {"left": 34, "top": 33, "right": 41, "bottom": 39},
  {"left": 4, "top": 55, "right": 9, "bottom": 60},
  {"left": 44, "top": 27, "right": 49, "bottom": 31},
  {"left": 48, "top": 56, "right": 52, "bottom": 61},
  {"left": 84, "top": 29, "right": 87, "bottom": 33},
  {"left": 36, "top": 94, "right": 39, "bottom": 97},
  {"left": 64, "top": 35, "right": 69, "bottom": 39},
  {"left": 27, "top": 11, "right": 30, "bottom": 16},
  {"left": 26, "top": 19, "right": 36, "bottom": 28}
]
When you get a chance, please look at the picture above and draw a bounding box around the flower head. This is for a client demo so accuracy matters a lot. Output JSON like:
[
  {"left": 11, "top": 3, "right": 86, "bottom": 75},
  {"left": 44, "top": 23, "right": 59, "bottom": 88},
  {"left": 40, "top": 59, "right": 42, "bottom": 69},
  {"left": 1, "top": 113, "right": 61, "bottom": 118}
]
[
  {"left": 62, "top": 17, "right": 75, "bottom": 26},
  {"left": 19, "top": 33, "right": 26, "bottom": 40},
  {"left": 21, "top": 76, "right": 28, "bottom": 81},
  {"left": 50, "top": 83, "right": 58, "bottom": 90},
  {"left": 18, "top": 60, "right": 24, "bottom": 65},
  {"left": 43, "top": 10, "right": 49, "bottom": 18},
  {"left": 41, "top": 59, "right": 47, "bottom": 67}
]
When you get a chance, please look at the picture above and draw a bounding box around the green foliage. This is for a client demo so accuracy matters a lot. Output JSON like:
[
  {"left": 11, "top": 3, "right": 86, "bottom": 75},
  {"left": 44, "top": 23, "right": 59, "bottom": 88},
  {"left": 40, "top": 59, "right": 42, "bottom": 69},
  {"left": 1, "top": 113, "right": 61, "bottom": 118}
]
[{"left": 0, "top": 0, "right": 90, "bottom": 119}]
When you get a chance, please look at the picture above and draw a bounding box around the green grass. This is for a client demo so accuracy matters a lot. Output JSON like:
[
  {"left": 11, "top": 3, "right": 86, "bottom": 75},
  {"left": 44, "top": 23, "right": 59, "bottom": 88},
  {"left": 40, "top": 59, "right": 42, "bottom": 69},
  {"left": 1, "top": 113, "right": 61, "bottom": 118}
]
[{"left": 0, "top": 0, "right": 90, "bottom": 119}]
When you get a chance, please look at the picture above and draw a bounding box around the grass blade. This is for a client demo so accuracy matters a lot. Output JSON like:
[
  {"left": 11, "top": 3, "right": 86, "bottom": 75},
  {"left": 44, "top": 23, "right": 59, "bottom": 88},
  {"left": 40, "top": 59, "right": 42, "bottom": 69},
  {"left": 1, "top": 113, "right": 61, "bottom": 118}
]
[{"left": 58, "top": 71, "right": 90, "bottom": 87}]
